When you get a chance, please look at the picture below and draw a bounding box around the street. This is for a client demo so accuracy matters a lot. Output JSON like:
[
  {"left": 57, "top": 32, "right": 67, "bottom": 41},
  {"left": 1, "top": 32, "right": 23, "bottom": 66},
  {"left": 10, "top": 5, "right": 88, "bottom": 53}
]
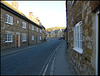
[{"left": 1, "top": 39, "right": 62, "bottom": 75}]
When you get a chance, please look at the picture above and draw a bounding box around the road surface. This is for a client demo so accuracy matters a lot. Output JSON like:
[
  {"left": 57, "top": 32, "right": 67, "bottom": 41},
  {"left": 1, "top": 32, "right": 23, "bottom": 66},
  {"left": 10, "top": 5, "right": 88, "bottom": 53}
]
[{"left": 1, "top": 39, "right": 61, "bottom": 75}]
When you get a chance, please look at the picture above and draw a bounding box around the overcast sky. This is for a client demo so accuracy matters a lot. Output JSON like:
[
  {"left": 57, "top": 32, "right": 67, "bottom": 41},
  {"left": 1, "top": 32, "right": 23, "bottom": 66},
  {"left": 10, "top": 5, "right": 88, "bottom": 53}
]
[{"left": 6, "top": 1, "right": 66, "bottom": 28}]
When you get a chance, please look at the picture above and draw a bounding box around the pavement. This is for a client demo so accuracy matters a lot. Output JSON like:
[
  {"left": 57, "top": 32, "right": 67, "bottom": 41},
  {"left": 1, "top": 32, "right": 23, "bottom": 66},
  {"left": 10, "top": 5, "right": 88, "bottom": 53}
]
[{"left": 50, "top": 40, "right": 77, "bottom": 75}]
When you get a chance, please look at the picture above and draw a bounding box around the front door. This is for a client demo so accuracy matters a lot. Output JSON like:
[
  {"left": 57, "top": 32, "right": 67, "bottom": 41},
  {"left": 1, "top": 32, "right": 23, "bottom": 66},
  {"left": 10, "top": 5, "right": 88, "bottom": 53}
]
[
  {"left": 16, "top": 33, "right": 20, "bottom": 47},
  {"left": 16, "top": 35, "right": 19, "bottom": 47}
]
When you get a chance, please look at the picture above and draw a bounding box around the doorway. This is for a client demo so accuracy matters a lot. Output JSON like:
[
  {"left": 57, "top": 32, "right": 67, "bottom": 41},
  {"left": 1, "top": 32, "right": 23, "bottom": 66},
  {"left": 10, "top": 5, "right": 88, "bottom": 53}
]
[{"left": 16, "top": 33, "right": 20, "bottom": 47}]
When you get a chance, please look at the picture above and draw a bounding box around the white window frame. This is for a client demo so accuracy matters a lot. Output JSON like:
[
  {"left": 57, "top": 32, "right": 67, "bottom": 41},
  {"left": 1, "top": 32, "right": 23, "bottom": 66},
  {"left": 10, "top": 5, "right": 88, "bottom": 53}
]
[
  {"left": 5, "top": 14, "right": 13, "bottom": 25},
  {"left": 40, "top": 36, "right": 41, "bottom": 40},
  {"left": 22, "top": 22, "right": 26, "bottom": 29},
  {"left": 37, "top": 28, "right": 38, "bottom": 32},
  {"left": 32, "top": 25, "right": 34, "bottom": 31},
  {"left": 40, "top": 29, "right": 42, "bottom": 33},
  {"left": 72, "top": 0, "right": 75, "bottom": 6},
  {"left": 22, "top": 34, "right": 26, "bottom": 42},
  {"left": 5, "top": 33, "right": 13, "bottom": 42},
  {"left": 73, "top": 21, "right": 83, "bottom": 54},
  {"left": 32, "top": 36, "right": 34, "bottom": 40}
]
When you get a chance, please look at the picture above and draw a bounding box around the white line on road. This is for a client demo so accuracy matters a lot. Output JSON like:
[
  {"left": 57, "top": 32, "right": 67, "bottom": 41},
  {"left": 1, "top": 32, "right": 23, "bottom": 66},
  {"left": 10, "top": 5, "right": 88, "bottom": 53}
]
[
  {"left": 41, "top": 42, "right": 62, "bottom": 75},
  {"left": 50, "top": 56, "right": 55, "bottom": 75}
]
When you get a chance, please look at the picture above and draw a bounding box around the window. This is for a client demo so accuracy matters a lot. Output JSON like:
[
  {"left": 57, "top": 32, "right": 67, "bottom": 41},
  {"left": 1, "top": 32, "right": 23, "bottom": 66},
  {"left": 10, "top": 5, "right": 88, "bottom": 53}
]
[
  {"left": 40, "top": 29, "right": 41, "bottom": 33},
  {"left": 37, "top": 28, "right": 38, "bottom": 32},
  {"left": 22, "top": 22, "right": 26, "bottom": 29},
  {"left": 5, "top": 14, "right": 13, "bottom": 25},
  {"left": 17, "top": 20, "right": 19, "bottom": 23},
  {"left": 32, "top": 36, "right": 34, "bottom": 40},
  {"left": 40, "top": 36, "right": 41, "bottom": 40},
  {"left": 22, "top": 34, "right": 26, "bottom": 42},
  {"left": 72, "top": 0, "right": 75, "bottom": 6},
  {"left": 73, "top": 21, "right": 83, "bottom": 54},
  {"left": 32, "top": 25, "right": 34, "bottom": 31},
  {"left": 5, "top": 33, "right": 13, "bottom": 42}
]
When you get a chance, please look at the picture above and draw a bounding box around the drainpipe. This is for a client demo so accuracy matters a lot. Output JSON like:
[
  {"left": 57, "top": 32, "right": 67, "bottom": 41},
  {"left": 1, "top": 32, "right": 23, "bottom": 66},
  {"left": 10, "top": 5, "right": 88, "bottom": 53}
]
[{"left": 66, "top": 0, "right": 68, "bottom": 49}]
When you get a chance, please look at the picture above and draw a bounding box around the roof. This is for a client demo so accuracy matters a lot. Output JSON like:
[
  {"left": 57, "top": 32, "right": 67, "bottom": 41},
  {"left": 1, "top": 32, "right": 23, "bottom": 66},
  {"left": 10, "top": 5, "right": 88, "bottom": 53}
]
[{"left": 1, "top": 1, "right": 42, "bottom": 29}]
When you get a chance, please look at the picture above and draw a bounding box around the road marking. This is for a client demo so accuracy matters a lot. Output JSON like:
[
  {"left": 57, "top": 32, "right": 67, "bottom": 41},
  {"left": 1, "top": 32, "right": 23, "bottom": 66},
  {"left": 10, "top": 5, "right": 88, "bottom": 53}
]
[
  {"left": 41, "top": 41, "right": 62, "bottom": 75},
  {"left": 50, "top": 56, "right": 55, "bottom": 75}
]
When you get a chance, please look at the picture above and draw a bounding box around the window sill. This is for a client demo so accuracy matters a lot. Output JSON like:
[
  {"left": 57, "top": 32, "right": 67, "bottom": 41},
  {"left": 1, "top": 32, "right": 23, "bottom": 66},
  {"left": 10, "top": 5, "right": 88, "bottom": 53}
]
[
  {"left": 73, "top": 47, "right": 83, "bottom": 54},
  {"left": 22, "top": 28, "right": 26, "bottom": 29},
  {"left": 22, "top": 40, "right": 26, "bottom": 42},
  {"left": 5, "top": 41, "right": 13, "bottom": 42},
  {"left": 5, "top": 22, "right": 13, "bottom": 25}
]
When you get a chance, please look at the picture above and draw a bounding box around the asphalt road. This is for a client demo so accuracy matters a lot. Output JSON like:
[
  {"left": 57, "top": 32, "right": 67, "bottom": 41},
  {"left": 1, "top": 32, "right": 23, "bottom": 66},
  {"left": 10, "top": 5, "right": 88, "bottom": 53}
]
[{"left": 1, "top": 38, "right": 61, "bottom": 75}]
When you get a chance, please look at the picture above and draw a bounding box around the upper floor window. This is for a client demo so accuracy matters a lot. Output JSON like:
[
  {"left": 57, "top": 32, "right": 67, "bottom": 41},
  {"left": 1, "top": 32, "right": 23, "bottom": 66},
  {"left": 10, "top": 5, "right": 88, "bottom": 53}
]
[
  {"left": 22, "top": 34, "right": 26, "bottom": 42},
  {"left": 22, "top": 22, "right": 26, "bottom": 29},
  {"left": 40, "top": 29, "right": 42, "bottom": 33},
  {"left": 72, "top": 0, "right": 75, "bottom": 6},
  {"left": 5, "top": 14, "right": 13, "bottom": 25},
  {"left": 73, "top": 21, "right": 83, "bottom": 54},
  {"left": 37, "top": 28, "right": 38, "bottom": 32},
  {"left": 5, "top": 33, "right": 13, "bottom": 42},
  {"left": 32, "top": 25, "right": 34, "bottom": 31}
]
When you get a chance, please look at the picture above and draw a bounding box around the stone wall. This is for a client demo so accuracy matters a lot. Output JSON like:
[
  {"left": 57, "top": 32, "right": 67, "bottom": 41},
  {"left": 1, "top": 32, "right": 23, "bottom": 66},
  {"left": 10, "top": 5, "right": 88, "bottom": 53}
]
[
  {"left": 67, "top": 1, "right": 99, "bottom": 75},
  {"left": 1, "top": 7, "right": 44, "bottom": 50}
]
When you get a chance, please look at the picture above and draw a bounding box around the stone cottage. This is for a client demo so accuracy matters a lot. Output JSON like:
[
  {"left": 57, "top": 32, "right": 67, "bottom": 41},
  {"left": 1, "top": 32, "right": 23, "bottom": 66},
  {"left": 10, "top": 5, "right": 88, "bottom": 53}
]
[
  {"left": 50, "top": 29, "right": 64, "bottom": 38},
  {"left": 66, "top": 1, "right": 99, "bottom": 75},
  {"left": 0, "top": 1, "right": 46, "bottom": 50}
]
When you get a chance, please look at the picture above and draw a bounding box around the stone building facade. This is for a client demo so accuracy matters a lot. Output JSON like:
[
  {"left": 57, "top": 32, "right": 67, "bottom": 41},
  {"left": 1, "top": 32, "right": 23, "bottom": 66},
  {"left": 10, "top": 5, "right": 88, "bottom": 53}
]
[
  {"left": 1, "top": 1, "right": 46, "bottom": 50},
  {"left": 50, "top": 29, "right": 64, "bottom": 38},
  {"left": 67, "top": 1, "right": 99, "bottom": 75}
]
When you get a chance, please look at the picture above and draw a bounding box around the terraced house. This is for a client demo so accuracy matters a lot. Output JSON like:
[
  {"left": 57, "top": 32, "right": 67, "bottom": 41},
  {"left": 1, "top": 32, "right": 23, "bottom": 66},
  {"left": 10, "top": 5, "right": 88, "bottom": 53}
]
[
  {"left": 0, "top": 1, "right": 46, "bottom": 50},
  {"left": 66, "top": 1, "right": 99, "bottom": 75}
]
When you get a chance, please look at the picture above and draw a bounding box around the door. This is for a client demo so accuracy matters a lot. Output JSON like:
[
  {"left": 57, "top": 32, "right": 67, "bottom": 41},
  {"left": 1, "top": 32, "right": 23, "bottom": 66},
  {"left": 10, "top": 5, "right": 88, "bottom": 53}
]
[
  {"left": 16, "top": 33, "right": 20, "bottom": 47},
  {"left": 16, "top": 35, "right": 19, "bottom": 47}
]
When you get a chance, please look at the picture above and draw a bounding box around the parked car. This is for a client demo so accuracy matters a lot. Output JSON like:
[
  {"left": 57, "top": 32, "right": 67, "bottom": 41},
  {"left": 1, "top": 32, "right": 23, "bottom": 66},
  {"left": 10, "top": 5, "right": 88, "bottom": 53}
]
[{"left": 58, "top": 37, "right": 62, "bottom": 40}]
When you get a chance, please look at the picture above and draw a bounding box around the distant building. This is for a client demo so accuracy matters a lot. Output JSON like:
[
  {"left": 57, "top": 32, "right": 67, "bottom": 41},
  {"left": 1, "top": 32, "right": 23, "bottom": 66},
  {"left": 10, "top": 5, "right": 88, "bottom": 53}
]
[
  {"left": 66, "top": 1, "right": 99, "bottom": 75},
  {"left": 1, "top": 1, "right": 46, "bottom": 50},
  {"left": 50, "top": 29, "right": 64, "bottom": 38}
]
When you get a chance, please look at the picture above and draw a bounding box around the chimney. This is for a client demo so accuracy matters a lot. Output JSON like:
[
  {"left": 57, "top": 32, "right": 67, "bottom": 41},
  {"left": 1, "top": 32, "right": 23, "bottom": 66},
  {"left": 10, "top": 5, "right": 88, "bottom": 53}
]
[
  {"left": 12, "top": 0, "right": 18, "bottom": 9},
  {"left": 36, "top": 17, "right": 39, "bottom": 21},
  {"left": 29, "top": 12, "right": 33, "bottom": 19}
]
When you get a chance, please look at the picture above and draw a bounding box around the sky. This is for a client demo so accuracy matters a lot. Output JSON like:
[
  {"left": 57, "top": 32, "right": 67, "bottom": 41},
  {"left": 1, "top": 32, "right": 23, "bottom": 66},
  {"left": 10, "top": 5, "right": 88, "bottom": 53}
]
[{"left": 6, "top": 1, "right": 66, "bottom": 28}]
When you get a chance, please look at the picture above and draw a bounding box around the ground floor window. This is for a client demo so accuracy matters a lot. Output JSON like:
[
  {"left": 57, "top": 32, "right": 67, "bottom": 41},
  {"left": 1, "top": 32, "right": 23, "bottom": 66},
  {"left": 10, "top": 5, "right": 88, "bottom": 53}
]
[
  {"left": 5, "top": 33, "right": 13, "bottom": 42},
  {"left": 40, "top": 36, "right": 41, "bottom": 40},
  {"left": 73, "top": 21, "right": 83, "bottom": 54},
  {"left": 32, "top": 36, "right": 34, "bottom": 40},
  {"left": 22, "top": 34, "right": 26, "bottom": 42}
]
